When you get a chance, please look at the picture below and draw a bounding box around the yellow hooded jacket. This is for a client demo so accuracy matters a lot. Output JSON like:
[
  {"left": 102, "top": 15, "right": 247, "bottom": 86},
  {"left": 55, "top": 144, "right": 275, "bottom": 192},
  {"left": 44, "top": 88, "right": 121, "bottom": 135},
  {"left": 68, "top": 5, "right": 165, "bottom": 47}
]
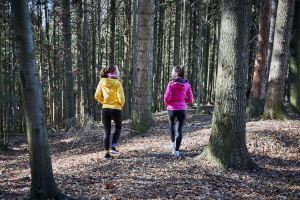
[{"left": 94, "top": 78, "right": 125, "bottom": 110}]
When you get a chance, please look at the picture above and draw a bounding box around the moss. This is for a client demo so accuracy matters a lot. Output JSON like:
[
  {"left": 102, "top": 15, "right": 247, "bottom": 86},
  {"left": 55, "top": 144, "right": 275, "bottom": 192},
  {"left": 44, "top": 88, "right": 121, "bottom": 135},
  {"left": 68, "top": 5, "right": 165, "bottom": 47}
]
[{"left": 262, "top": 103, "right": 291, "bottom": 120}]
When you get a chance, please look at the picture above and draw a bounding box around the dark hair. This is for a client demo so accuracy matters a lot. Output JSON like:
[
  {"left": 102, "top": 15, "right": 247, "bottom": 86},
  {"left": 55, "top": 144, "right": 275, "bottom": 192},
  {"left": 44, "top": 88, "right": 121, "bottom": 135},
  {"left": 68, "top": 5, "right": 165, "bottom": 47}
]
[
  {"left": 100, "top": 64, "right": 117, "bottom": 78},
  {"left": 173, "top": 66, "right": 185, "bottom": 78}
]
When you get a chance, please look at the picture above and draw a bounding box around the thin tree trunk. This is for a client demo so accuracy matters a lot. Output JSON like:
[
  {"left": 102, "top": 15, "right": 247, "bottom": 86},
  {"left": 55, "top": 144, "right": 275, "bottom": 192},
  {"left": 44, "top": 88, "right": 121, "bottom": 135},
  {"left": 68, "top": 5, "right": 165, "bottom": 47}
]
[
  {"left": 132, "top": 0, "right": 154, "bottom": 134},
  {"left": 203, "top": 3, "right": 210, "bottom": 105},
  {"left": 289, "top": 1, "right": 300, "bottom": 114},
  {"left": 196, "top": 0, "right": 260, "bottom": 171},
  {"left": 63, "top": 0, "right": 76, "bottom": 129},
  {"left": 152, "top": 0, "right": 158, "bottom": 113},
  {"left": 76, "top": 0, "right": 83, "bottom": 119},
  {"left": 110, "top": 0, "right": 116, "bottom": 64},
  {"left": 12, "top": 0, "right": 65, "bottom": 198},
  {"left": 81, "top": 0, "right": 88, "bottom": 118},
  {"left": 174, "top": 0, "right": 181, "bottom": 66},
  {"left": 196, "top": 0, "right": 203, "bottom": 114},
  {"left": 91, "top": 0, "right": 96, "bottom": 121},
  {"left": 247, "top": 0, "right": 271, "bottom": 117},
  {"left": 122, "top": 0, "right": 131, "bottom": 119},
  {"left": 265, "top": 0, "right": 278, "bottom": 85},
  {"left": 262, "top": 0, "right": 295, "bottom": 120},
  {"left": 132, "top": 0, "right": 137, "bottom": 115},
  {"left": 45, "top": 0, "right": 53, "bottom": 126},
  {"left": 208, "top": 2, "right": 217, "bottom": 105},
  {"left": 182, "top": 0, "right": 187, "bottom": 66}
]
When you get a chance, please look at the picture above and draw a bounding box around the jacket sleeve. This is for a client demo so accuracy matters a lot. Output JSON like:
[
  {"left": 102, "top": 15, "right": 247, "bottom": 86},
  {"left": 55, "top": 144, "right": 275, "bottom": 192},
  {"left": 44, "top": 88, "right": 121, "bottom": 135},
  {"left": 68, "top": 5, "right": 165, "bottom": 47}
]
[
  {"left": 164, "top": 82, "right": 172, "bottom": 105},
  {"left": 117, "top": 82, "right": 125, "bottom": 107},
  {"left": 185, "top": 85, "right": 193, "bottom": 104},
  {"left": 94, "top": 82, "right": 104, "bottom": 104}
]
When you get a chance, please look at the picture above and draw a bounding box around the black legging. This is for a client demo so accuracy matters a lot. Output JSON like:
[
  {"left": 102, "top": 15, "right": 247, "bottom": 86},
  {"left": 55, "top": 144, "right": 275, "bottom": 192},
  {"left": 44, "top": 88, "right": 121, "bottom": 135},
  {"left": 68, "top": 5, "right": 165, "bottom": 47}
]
[
  {"left": 102, "top": 108, "right": 122, "bottom": 151},
  {"left": 167, "top": 110, "right": 186, "bottom": 151}
]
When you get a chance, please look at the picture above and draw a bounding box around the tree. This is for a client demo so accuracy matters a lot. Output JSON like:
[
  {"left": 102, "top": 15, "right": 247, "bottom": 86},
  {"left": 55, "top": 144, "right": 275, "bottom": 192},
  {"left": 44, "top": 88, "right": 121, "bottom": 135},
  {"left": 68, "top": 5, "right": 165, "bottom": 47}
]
[
  {"left": 246, "top": 0, "right": 271, "bottom": 117},
  {"left": 289, "top": 0, "right": 300, "bottom": 115},
  {"left": 196, "top": 0, "right": 260, "bottom": 171},
  {"left": 266, "top": 0, "right": 278, "bottom": 84},
  {"left": 196, "top": 0, "right": 203, "bottom": 113},
  {"left": 173, "top": 0, "right": 181, "bottom": 66},
  {"left": 131, "top": 0, "right": 155, "bottom": 134},
  {"left": 262, "top": 0, "right": 295, "bottom": 120},
  {"left": 63, "top": 0, "right": 76, "bottom": 129},
  {"left": 11, "top": 0, "right": 65, "bottom": 199},
  {"left": 122, "top": 0, "right": 131, "bottom": 119},
  {"left": 109, "top": 0, "right": 116, "bottom": 64}
]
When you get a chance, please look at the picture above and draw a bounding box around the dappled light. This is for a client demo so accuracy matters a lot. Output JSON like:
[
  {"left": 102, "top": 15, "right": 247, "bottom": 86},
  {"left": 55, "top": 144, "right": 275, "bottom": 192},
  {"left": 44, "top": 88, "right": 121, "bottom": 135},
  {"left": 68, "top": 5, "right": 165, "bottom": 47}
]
[{"left": 1, "top": 110, "right": 299, "bottom": 199}]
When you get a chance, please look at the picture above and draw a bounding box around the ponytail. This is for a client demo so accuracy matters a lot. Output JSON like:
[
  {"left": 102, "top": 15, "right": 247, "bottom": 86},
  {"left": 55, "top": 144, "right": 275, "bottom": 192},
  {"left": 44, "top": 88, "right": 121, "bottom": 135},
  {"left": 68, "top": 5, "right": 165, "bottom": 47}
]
[
  {"left": 174, "top": 66, "right": 185, "bottom": 78},
  {"left": 100, "top": 64, "right": 117, "bottom": 78},
  {"left": 100, "top": 68, "right": 107, "bottom": 78}
]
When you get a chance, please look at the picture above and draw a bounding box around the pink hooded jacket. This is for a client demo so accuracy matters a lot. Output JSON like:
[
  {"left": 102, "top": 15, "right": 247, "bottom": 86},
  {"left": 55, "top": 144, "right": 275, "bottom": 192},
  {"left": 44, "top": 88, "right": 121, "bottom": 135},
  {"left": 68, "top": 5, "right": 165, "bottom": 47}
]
[{"left": 164, "top": 78, "right": 193, "bottom": 110}]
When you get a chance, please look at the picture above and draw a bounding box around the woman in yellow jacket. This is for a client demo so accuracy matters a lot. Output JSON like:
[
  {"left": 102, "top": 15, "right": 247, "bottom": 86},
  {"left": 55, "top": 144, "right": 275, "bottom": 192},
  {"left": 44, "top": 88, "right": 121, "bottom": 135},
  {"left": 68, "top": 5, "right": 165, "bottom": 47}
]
[{"left": 95, "top": 64, "right": 125, "bottom": 160}]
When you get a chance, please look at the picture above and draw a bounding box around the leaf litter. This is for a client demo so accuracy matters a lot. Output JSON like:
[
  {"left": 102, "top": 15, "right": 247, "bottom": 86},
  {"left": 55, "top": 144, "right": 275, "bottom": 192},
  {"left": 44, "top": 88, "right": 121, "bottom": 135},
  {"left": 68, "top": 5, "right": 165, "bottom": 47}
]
[{"left": 1, "top": 106, "right": 300, "bottom": 199}]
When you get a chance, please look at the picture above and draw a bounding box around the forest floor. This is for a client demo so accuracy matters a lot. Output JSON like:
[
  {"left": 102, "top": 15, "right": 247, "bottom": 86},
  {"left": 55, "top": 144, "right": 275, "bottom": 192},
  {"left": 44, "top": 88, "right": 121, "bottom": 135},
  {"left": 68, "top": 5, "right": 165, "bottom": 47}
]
[{"left": 1, "top": 105, "right": 300, "bottom": 200}]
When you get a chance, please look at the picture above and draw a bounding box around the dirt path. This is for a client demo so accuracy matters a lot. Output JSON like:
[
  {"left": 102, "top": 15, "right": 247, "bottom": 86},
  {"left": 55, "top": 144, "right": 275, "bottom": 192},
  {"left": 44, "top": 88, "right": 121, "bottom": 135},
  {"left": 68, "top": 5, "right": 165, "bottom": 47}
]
[{"left": 1, "top": 108, "right": 300, "bottom": 199}]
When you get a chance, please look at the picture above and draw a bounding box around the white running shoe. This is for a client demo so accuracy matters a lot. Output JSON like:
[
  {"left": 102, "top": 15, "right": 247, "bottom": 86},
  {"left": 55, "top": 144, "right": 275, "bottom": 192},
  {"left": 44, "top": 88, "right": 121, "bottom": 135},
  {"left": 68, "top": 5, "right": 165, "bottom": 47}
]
[{"left": 173, "top": 150, "right": 179, "bottom": 157}]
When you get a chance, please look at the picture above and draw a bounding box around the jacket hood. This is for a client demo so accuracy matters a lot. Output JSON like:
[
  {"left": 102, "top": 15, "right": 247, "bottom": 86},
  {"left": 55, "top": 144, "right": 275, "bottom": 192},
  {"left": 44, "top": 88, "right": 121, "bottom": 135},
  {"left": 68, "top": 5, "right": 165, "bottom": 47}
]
[
  {"left": 172, "top": 79, "right": 190, "bottom": 90},
  {"left": 101, "top": 78, "right": 119, "bottom": 87}
]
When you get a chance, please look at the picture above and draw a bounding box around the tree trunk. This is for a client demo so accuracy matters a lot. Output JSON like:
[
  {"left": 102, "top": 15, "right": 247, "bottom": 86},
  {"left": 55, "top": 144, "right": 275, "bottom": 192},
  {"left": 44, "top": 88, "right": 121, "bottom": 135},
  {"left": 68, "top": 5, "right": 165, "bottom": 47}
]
[
  {"left": 196, "top": 0, "right": 203, "bottom": 114},
  {"left": 265, "top": 0, "right": 278, "bottom": 88},
  {"left": 157, "top": 0, "right": 165, "bottom": 111},
  {"left": 12, "top": 0, "right": 65, "bottom": 198},
  {"left": 81, "top": 0, "right": 88, "bottom": 118},
  {"left": 207, "top": 2, "right": 217, "bottom": 105},
  {"left": 203, "top": 3, "right": 210, "bottom": 105},
  {"left": 122, "top": 0, "right": 131, "bottom": 119},
  {"left": 152, "top": 0, "right": 158, "bottom": 113},
  {"left": 91, "top": 0, "right": 96, "bottom": 121},
  {"left": 63, "top": 0, "right": 76, "bottom": 129},
  {"left": 182, "top": 0, "right": 187, "bottom": 66},
  {"left": 196, "top": 0, "right": 260, "bottom": 171},
  {"left": 173, "top": 0, "right": 181, "bottom": 66},
  {"left": 109, "top": 0, "right": 116, "bottom": 64},
  {"left": 289, "top": 1, "right": 300, "bottom": 115},
  {"left": 247, "top": 0, "right": 271, "bottom": 117},
  {"left": 131, "top": 0, "right": 154, "bottom": 134},
  {"left": 262, "top": 0, "right": 295, "bottom": 120}
]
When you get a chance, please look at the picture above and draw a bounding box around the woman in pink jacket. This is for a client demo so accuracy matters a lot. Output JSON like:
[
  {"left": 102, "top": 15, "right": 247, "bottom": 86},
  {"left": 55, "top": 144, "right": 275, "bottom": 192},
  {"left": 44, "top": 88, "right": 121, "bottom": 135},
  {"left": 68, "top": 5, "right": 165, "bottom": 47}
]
[{"left": 164, "top": 66, "right": 193, "bottom": 157}]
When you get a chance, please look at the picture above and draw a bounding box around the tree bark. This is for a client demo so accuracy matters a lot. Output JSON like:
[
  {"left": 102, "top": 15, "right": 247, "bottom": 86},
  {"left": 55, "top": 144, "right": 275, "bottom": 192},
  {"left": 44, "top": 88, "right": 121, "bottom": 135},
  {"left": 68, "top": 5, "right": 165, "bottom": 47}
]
[
  {"left": 109, "top": 0, "right": 116, "bottom": 64},
  {"left": 196, "top": 0, "right": 203, "bottom": 114},
  {"left": 208, "top": 2, "right": 217, "bottom": 105},
  {"left": 132, "top": 0, "right": 154, "bottom": 134},
  {"left": 203, "top": 3, "right": 210, "bottom": 105},
  {"left": 63, "top": 0, "right": 76, "bottom": 129},
  {"left": 122, "top": 0, "right": 131, "bottom": 119},
  {"left": 173, "top": 0, "right": 181, "bottom": 66},
  {"left": 152, "top": 0, "right": 158, "bottom": 113},
  {"left": 12, "top": 0, "right": 65, "bottom": 198},
  {"left": 265, "top": 0, "right": 278, "bottom": 88},
  {"left": 289, "top": 1, "right": 300, "bottom": 115},
  {"left": 262, "top": 0, "right": 295, "bottom": 120},
  {"left": 196, "top": 0, "right": 260, "bottom": 171},
  {"left": 247, "top": 0, "right": 271, "bottom": 117}
]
